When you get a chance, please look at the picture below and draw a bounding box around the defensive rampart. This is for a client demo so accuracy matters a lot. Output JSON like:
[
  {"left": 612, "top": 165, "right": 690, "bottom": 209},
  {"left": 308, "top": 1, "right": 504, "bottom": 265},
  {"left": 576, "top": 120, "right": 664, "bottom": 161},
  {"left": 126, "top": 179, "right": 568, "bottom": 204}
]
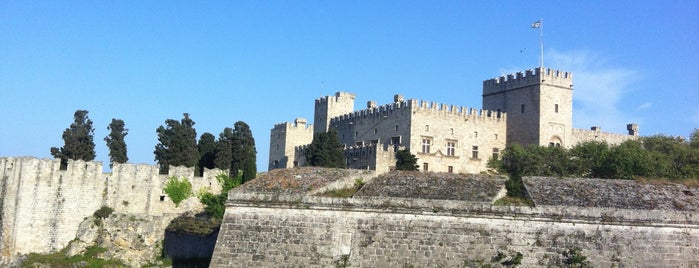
[
  {"left": 0, "top": 157, "right": 222, "bottom": 263},
  {"left": 211, "top": 169, "right": 699, "bottom": 267}
]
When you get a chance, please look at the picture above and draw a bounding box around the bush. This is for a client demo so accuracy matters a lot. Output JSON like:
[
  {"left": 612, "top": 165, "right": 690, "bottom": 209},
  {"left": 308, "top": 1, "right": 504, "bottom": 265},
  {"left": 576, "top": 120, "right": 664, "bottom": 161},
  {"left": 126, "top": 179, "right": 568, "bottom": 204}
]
[
  {"left": 164, "top": 176, "right": 193, "bottom": 207},
  {"left": 93, "top": 206, "right": 114, "bottom": 219}
]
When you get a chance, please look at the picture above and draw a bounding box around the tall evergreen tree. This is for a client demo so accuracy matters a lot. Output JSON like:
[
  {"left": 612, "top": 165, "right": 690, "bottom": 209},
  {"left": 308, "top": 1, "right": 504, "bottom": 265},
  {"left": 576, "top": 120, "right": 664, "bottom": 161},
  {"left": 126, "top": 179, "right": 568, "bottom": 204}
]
[
  {"left": 304, "top": 129, "right": 345, "bottom": 168},
  {"left": 51, "top": 110, "right": 96, "bottom": 169},
  {"left": 231, "top": 121, "right": 257, "bottom": 183},
  {"left": 154, "top": 113, "right": 198, "bottom": 174},
  {"left": 214, "top": 127, "right": 234, "bottom": 171},
  {"left": 197, "top": 132, "right": 217, "bottom": 176},
  {"left": 395, "top": 149, "right": 419, "bottom": 171},
  {"left": 104, "top": 118, "right": 129, "bottom": 168}
]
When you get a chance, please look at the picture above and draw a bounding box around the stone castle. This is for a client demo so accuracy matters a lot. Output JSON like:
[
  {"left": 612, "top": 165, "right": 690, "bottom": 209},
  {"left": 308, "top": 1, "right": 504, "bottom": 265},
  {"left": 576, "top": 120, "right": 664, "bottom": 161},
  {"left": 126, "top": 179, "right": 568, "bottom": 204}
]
[{"left": 269, "top": 67, "right": 639, "bottom": 174}]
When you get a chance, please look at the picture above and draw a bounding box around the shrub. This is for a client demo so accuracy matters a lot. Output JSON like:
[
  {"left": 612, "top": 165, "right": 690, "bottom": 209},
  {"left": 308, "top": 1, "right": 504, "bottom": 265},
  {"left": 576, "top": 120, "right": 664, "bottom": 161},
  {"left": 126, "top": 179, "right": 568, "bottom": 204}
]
[
  {"left": 164, "top": 176, "right": 193, "bottom": 207},
  {"left": 93, "top": 206, "right": 114, "bottom": 219}
]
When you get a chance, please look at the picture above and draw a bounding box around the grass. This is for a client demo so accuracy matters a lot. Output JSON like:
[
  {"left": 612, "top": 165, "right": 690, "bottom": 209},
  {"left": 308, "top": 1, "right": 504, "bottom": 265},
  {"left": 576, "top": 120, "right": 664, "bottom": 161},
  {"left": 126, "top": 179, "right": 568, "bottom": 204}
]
[
  {"left": 315, "top": 187, "right": 358, "bottom": 198},
  {"left": 493, "top": 196, "right": 535, "bottom": 207},
  {"left": 22, "top": 246, "right": 126, "bottom": 268}
]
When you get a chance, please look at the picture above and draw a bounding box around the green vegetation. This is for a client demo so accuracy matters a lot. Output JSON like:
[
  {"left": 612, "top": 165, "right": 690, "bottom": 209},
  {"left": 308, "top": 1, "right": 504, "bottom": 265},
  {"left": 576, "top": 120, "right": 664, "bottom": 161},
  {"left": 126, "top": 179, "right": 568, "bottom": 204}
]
[
  {"left": 50, "top": 110, "right": 96, "bottom": 169},
  {"left": 562, "top": 246, "right": 590, "bottom": 267},
  {"left": 154, "top": 113, "right": 199, "bottom": 174},
  {"left": 104, "top": 118, "right": 128, "bottom": 168},
  {"left": 199, "top": 173, "right": 242, "bottom": 219},
  {"left": 21, "top": 245, "right": 126, "bottom": 268},
  {"left": 316, "top": 178, "right": 366, "bottom": 198},
  {"left": 197, "top": 132, "right": 217, "bottom": 177},
  {"left": 231, "top": 121, "right": 258, "bottom": 183},
  {"left": 395, "top": 149, "right": 419, "bottom": 171},
  {"left": 166, "top": 215, "right": 221, "bottom": 236},
  {"left": 304, "top": 129, "right": 346, "bottom": 168},
  {"left": 164, "top": 176, "right": 193, "bottom": 207},
  {"left": 489, "top": 130, "right": 699, "bottom": 197},
  {"left": 92, "top": 206, "right": 114, "bottom": 225}
]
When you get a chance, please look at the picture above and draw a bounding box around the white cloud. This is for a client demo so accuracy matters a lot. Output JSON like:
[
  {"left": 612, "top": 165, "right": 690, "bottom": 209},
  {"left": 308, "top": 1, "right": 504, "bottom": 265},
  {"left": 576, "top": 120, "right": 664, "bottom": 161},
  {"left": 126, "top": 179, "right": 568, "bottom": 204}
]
[
  {"left": 547, "top": 49, "right": 640, "bottom": 133},
  {"left": 636, "top": 102, "right": 653, "bottom": 111}
]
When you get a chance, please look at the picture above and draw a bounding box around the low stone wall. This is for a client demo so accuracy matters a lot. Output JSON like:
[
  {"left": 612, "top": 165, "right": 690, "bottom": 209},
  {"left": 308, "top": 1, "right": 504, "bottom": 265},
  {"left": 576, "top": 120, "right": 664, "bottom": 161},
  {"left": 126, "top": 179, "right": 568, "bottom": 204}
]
[
  {"left": 211, "top": 173, "right": 699, "bottom": 267},
  {"left": 211, "top": 198, "right": 698, "bottom": 267}
]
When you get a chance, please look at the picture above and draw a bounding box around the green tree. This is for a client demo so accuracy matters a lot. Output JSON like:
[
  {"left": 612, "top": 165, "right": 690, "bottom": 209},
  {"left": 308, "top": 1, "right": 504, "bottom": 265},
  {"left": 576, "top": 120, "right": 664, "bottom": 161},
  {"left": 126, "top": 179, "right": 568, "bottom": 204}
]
[
  {"left": 690, "top": 129, "right": 699, "bottom": 150},
  {"left": 304, "top": 129, "right": 346, "bottom": 168},
  {"left": 197, "top": 132, "right": 217, "bottom": 177},
  {"left": 231, "top": 121, "right": 257, "bottom": 183},
  {"left": 395, "top": 149, "right": 419, "bottom": 171},
  {"left": 51, "top": 110, "right": 96, "bottom": 169},
  {"left": 569, "top": 141, "right": 610, "bottom": 178},
  {"left": 154, "top": 113, "right": 198, "bottom": 174},
  {"left": 214, "top": 127, "right": 234, "bottom": 171},
  {"left": 104, "top": 118, "right": 128, "bottom": 168},
  {"left": 599, "top": 140, "right": 661, "bottom": 179}
]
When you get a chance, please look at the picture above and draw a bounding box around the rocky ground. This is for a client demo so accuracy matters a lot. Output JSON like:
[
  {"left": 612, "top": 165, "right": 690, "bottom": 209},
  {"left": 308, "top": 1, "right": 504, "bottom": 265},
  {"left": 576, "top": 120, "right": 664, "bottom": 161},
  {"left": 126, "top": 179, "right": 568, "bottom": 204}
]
[
  {"left": 524, "top": 177, "right": 699, "bottom": 211},
  {"left": 356, "top": 171, "right": 507, "bottom": 202}
]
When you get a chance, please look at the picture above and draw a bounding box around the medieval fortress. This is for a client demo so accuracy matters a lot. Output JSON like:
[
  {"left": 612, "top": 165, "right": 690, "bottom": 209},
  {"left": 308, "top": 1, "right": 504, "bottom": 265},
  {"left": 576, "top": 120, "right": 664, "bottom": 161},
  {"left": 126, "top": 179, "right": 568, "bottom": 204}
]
[{"left": 269, "top": 67, "right": 639, "bottom": 173}]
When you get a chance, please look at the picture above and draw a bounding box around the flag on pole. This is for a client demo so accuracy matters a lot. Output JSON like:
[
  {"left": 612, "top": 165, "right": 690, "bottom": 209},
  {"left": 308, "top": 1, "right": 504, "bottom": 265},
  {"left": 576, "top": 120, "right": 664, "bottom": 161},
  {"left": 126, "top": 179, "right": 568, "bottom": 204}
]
[{"left": 531, "top": 20, "right": 542, "bottom": 28}]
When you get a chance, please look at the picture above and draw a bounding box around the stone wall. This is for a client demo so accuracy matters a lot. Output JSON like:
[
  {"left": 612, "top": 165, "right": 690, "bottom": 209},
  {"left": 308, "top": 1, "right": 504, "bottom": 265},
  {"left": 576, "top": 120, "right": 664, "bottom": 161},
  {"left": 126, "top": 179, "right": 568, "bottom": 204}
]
[
  {"left": 571, "top": 127, "right": 638, "bottom": 146},
  {"left": 0, "top": 157, "right": 221, "bottom": 263},
  {"left": 211, "top": 170, "right": 699, "bottom": 267}
]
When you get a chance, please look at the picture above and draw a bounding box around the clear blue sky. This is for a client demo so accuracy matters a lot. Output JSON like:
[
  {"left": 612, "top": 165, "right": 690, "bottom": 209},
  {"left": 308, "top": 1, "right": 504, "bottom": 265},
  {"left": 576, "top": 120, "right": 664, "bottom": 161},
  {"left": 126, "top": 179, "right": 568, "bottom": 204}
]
[{"left": 1, "top": 1, "right": 697, "bottom": 172}]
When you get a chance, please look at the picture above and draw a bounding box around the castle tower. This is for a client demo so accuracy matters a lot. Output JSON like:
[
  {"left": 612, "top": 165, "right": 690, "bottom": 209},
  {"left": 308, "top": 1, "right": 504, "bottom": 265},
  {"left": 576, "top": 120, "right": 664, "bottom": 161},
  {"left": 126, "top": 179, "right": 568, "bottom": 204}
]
[
  {"left": 269, "top": 118, "right": 314, "bottom": 170},
  {"left": 314, "top": 92, "right": 356, "bottom": 133},
  {"left": 482, "top": 67, "right": 573, "bottom": 147}
]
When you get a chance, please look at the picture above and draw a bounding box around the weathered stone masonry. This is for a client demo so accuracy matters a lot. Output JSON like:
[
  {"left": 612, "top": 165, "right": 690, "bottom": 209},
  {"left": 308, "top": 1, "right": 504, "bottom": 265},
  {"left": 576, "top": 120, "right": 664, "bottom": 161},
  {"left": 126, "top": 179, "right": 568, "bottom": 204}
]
[
  {"left": 211, "top": 171, "right": 699, "bottom": 267},
  {"left": 0, "top": 157, "right": 222, "bottom": 263}
]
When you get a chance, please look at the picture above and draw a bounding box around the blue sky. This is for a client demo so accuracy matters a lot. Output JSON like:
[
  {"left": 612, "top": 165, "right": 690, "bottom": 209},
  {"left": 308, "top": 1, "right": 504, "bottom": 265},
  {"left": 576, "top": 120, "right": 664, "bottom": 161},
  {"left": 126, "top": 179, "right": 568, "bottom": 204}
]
[{"left": 1, "top": 1, "right": 697, "bottom": 172}]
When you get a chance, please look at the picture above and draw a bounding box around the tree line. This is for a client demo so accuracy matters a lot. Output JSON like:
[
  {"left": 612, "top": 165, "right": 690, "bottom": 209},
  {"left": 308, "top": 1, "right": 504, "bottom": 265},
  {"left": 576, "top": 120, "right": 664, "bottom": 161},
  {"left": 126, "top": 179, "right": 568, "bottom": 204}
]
[
  {"left": 488, "top": 130, "right": 699, "bottom": 197},
  {"left": 50, "top": 110, "right": 257, "bottom": 182}
]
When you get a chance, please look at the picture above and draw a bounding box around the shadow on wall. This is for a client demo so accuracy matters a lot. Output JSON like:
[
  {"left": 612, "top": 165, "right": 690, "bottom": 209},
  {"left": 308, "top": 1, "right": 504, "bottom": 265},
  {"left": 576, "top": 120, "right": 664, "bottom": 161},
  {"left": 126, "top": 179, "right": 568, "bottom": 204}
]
[{"left": 164, "top": 229, "right": 220, "bottom": 268}]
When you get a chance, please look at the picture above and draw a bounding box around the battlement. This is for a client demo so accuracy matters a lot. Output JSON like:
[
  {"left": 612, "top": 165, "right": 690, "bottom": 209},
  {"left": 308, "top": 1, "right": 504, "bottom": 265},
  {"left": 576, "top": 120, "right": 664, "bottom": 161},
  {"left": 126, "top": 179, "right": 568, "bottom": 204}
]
[
  {"left": 273, "top": 118, "right": 312, "bottom": 130},
  {"left": 407, "top": 99, "right": 506, "bottom": 121},
  {"left": 483, "top": 67, "right": 573, "bottom": 95},
  {"left": 314, "top": 91, "right": 356, "bottom": 104},
  {"left": 329, "top": 97, "right": 505, "bottom": 125}
]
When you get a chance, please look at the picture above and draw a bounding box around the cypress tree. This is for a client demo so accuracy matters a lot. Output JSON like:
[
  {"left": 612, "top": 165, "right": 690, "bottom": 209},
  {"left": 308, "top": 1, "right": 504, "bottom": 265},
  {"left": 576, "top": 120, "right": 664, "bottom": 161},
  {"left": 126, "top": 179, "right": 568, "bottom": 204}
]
[
  {"left": 51, "top": 110, "right": 96, "bottom": 169},
  {"left": 395, "top": 149, "right": 419, "bottom": 171},
  {"left": 214, "top": 127, "right": 234, "bottom": 171},
  {"left": 304, "top": 129, "right": 345, "bottom": 168},
  {"left": 104, "top": 118, "right": 128, "bottom": 168},
  {"left": 231, "top": 121, "right": 257, "bottom": 183},
  {"left": 197, "top": 132, "right": 217, "bottom": 176},
  {"left": 154, "top": 113, "right": 198, "bottom": 174}
]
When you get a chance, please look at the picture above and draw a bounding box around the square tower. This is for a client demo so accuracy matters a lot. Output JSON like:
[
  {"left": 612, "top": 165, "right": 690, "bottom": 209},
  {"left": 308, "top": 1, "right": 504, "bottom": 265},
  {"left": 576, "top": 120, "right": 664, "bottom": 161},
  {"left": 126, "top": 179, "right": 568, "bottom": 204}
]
[
  {"left": 482, "top": 68, "right": 573, "bottom": 147},
  {"left": 314, "top": 92, "right": 356, "bottom": 133}
]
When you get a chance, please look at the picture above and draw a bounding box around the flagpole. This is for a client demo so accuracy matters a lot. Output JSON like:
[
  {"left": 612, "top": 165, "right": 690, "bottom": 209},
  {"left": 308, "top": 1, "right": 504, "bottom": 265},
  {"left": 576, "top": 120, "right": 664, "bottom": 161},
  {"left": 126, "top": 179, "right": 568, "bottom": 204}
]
[{"left": 539, "top": 18, "right": 544, "bottom": 69}]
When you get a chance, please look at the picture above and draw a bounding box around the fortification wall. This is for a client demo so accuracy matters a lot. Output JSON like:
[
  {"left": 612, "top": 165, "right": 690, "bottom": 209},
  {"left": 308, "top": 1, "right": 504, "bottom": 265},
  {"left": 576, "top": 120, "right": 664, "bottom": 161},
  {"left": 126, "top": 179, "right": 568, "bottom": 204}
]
[
  {"left": 344, "top": 144, "right": 398, "bottom": 174},
  {"left": 211, "top": 196, "right": 699, "bottom": 267},
  {"left": 0, "top": 157, "right": 221, "bottom": 261},
  {"left": 571, "top": 126, "right": 638, "bottom": 146}
]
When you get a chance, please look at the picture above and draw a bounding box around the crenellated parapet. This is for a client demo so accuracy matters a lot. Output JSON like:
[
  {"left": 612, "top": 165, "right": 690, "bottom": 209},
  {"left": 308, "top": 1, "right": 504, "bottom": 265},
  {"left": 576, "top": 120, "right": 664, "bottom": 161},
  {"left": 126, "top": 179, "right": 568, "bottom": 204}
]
[
  {"left": 407, "top": 99, "right": 506, "bottom": 122},
  {"left": 314, "top": 91, "right": 356, "bottom": 105},
  {"left": 483, "top": 67, "right": 573, "bottom": 96},
  {"left": 329, "top": 100, "right": 410, "bottom": 125},
  {"left": 272, "top": 118, "right": 313, "bottom": 132},
  {"left": 329, "top": 97, "right": 506, "bottom": 126}
]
